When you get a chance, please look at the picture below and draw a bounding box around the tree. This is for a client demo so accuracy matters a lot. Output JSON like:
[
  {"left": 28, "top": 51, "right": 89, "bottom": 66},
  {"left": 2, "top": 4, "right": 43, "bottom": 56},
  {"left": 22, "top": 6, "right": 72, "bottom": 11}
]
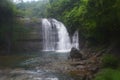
[
  {"left": 0, "top": 0, "right": 28, "bottom": 54},
  {"left": 46, "top": 0, "right": 120, "bottom": 44}
]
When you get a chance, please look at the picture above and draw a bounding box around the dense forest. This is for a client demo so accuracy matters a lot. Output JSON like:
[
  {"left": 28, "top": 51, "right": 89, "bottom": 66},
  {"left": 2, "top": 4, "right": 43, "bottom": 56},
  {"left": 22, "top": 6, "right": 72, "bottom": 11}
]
[
  {"left": 0, "top": 0, "right": 19, "bottom": 53},
  {"left": 48, "top": 0, "right": 120, "bottom": 45},
  {"left": 17, "top": 0, "right": 120, "bottom": 45},
  {"left": 0, "top": 0, "right": 120, "bottom": 80},
  {"left": 0, "top": 0, "right": 32, "bottom": 54}
]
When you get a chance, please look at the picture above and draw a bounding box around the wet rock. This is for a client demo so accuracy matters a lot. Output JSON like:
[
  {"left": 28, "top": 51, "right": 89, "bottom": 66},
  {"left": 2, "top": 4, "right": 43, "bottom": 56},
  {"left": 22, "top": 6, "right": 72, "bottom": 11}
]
[{"left": 69, "top": 47, "right": 82, "bottom": 60}]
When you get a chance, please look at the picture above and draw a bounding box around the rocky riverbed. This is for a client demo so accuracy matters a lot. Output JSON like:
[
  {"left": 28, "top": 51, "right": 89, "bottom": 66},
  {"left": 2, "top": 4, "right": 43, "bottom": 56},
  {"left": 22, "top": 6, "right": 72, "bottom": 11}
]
[
  {"left": 0, "top": 51, "right": 101, "bottom": 80},
  {"left": 0, "top": 52, "right": 73, "bottom": 80}
]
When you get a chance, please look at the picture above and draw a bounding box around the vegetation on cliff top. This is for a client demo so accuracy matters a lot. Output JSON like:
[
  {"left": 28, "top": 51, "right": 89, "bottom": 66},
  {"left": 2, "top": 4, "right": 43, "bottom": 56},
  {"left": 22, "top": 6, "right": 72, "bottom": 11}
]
[
  {"left": 16, "top": 0, "right": 120, "bottom": 45},
  {"left": 0, "top": 0, "right": 29, "bottom": 54},
  {"left": 46, "top": 0, "right": 120, "bottom": 45}
]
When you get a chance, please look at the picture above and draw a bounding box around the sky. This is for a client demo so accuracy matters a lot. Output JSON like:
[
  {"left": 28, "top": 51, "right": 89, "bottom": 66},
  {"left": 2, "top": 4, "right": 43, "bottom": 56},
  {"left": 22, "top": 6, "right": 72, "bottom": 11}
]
[
  {"left": 13, "top": 0, "right": 39, "bottom": 3},
  {"left": 23, "top": 0, "right": 38, "bottom": 2}
]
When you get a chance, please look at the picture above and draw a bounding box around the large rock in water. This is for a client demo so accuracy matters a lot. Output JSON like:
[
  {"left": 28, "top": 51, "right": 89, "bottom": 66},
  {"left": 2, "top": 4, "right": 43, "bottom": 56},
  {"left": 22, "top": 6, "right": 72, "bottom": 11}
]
[{"left": 69, "top": 47, "right": 82, "bottom": 60}]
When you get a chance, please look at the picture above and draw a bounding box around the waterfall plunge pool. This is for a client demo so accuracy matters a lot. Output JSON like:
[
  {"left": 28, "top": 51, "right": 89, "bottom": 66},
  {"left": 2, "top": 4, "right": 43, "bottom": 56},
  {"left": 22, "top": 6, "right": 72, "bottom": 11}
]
[{"left": 0, "top": 51, "right": 75, "bottom": 80}]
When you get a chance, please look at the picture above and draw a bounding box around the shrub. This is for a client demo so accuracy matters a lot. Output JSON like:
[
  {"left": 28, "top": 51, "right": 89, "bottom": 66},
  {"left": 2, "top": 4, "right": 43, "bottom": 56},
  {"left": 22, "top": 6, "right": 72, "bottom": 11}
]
[
  {"left": 101, "top": 54, "right": 119, "bottom": 68},
  {"left": 94, "top": 68, "right": 120, "bottom": 80}
]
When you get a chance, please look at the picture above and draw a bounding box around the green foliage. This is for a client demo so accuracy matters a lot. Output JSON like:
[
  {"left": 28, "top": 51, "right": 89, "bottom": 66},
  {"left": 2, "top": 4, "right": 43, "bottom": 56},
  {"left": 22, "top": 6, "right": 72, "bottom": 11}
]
[
  {"left": 14, "top": 0, "right": 120, "bottom": 45},
  {"left": 0, "top": 0, "right": 31, "bottom": 53},
  {"left": 94, "top": 54, "right": 120, "bottom": 80},
  {"left": 94, "top": 68, "right": 120, "bottom": 80},
  {"left": 16, "top": 1, "right": 49, "bottom": 18},
  {"left": 46, "top": 0, "right": 120, "bottom": 44},
  {"left": 0, "top": 0, "right": 17, "bottom": 46},
  {"left": 95, "top": 53, "right": 120, "bottom": 80},
  {"left": 101, "top": 54, "right": 119, "bottom": 68}
]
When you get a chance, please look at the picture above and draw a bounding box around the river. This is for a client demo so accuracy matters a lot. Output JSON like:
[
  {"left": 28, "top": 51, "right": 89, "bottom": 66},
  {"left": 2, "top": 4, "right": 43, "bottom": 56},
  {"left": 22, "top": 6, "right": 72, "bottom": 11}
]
[{"left": 0, "top": 52, "right": 75, "bottom": 80}]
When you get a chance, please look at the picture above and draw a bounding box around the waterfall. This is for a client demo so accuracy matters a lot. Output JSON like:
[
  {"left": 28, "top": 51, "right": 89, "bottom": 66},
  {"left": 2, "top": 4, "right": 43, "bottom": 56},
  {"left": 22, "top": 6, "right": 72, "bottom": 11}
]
[
  {"left": 41, "top": 18, "right": 71, "bottom": 52},
  {"left": 72, "top": 30, "right": 79, "bottom": 50},
  {"left": 41, "top": 18, "right": 55, "bottom": 51}
]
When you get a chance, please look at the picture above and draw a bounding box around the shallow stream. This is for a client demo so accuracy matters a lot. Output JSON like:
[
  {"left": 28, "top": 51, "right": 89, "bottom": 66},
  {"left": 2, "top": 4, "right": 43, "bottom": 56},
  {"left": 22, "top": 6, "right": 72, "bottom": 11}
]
[{"left": 0, "top": 52, "right": 74, "bottom": 80}]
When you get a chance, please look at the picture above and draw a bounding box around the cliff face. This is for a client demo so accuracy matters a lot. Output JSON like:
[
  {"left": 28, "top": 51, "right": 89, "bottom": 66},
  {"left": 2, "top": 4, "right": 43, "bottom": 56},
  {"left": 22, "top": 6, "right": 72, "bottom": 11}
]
[{"left": 12, "top": 18, "right": 43, "bottom": 53}]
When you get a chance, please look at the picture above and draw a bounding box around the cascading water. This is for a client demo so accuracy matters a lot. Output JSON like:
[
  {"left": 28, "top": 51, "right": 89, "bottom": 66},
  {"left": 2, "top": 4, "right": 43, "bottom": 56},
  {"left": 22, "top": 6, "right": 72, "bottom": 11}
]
[
  {"left": 41, "top": 18, "right": 71, "bottom": 52},
  {"left": 72, "top": 30, "right": 79, "bottom": 50},
  {"left": 41, "top": 18, "right": 55, "bottom": 51}
]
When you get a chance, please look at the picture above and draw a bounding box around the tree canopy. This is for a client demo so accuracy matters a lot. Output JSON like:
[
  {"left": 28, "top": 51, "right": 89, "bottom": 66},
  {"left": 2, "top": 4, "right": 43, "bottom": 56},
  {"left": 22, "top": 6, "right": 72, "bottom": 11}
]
[
  {"left": 0, "top": 0, "right": 28, "bottom": 53},
  {"left": 46, "top": 0, "right": 120, "bottom": 44},
  {"left": 16, "top": 0, "right": 49, "bottom": 18}
]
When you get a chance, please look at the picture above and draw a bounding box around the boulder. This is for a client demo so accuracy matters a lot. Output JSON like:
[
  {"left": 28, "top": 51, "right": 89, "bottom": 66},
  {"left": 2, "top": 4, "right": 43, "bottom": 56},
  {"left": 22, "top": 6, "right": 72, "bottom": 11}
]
[{"left": 69, "top": 47, "right": 82, "bottom": 60}]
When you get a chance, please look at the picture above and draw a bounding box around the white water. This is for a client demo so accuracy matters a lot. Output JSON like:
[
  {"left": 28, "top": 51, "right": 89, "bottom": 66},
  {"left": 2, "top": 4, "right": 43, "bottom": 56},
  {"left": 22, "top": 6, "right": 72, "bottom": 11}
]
[
  {"left": 72, "top": 30, "right": 79, "bottom": 50},
  {"left": 41, "top": 18, "right": 71, "bottom": 52},
  {"left": 42, "top": 18, "right": 55, "bottom": 51}
]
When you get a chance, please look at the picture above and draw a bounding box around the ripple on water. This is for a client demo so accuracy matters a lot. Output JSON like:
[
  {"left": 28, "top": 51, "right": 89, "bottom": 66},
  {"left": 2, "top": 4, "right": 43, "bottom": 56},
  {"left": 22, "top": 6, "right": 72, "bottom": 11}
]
[
  {"left": 33, "top": 77, "right": 58, "bottom": 80},
  {"left": 0, "top": 52, "right": 74, "bottom": 80}
]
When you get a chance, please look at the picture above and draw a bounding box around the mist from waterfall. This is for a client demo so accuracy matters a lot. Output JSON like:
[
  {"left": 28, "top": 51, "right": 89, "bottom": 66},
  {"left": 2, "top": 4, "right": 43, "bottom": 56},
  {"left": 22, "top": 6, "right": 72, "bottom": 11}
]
[{"left": 41, "top": 18, "right": 71, "bottom": 52}]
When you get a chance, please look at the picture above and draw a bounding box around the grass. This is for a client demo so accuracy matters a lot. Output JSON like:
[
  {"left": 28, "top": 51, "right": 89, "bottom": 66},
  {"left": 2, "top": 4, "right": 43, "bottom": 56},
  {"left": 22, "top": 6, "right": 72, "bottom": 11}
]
[
  {"left": 94, "top": 54, "right": 120, "bottom": 80},
  {"left": 94, "top": 68, "right": 120, "bottom": 80},
  {"left": 101, "top": 54, "right": 119, "bottom": 68}
]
